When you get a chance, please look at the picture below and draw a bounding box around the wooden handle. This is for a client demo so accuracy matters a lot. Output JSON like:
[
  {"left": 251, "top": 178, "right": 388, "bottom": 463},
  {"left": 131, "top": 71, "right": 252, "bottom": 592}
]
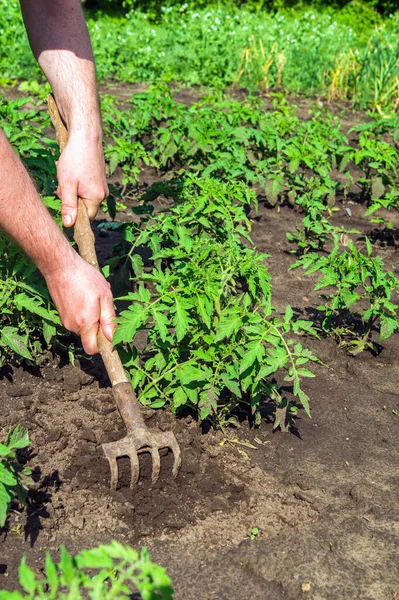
[{"left": 47, "top": 94, "right": 127, "bottom": 387}]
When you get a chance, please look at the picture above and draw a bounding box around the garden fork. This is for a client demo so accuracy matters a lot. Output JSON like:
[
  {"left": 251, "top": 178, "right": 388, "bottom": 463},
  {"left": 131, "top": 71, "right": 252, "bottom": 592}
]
[{"left": 48, "top": 94, "right": 181, "bottom": 490}]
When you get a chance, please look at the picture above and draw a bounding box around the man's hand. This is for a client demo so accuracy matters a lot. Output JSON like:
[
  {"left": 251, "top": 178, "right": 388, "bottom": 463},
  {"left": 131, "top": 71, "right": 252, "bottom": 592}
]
[
  {"left": 56, "top": 132, "right": 109, "bottom": 227},
  {"left": 44, "top": 252, "right": 116, "bottom": 354}
]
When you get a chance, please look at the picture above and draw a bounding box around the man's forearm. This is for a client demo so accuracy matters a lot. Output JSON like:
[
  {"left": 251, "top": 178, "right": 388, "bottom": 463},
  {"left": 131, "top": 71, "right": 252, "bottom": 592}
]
[
  {"left": 20, "top": 0, "right": 108, "bottom": 227},
  {"left": 0, "top": 131, "right": 75, "bottom": 277},
  {"left": 20, "top": 0, "right": 101, "bottom": 139},
  {"left": 0, "top": 131, "right": 115, "bottom": 354}
]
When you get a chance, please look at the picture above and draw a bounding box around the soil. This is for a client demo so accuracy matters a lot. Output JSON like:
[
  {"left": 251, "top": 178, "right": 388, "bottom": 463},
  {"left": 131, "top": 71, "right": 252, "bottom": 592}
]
[{"left": 1, "top": 83, "right": 399, "bottom": 600}]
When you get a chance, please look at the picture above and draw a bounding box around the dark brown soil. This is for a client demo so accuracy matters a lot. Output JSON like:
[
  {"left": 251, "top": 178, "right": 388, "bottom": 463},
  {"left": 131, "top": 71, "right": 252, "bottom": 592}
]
[{"left": 1, "top": 84, "right": 399, "bottom": 600}]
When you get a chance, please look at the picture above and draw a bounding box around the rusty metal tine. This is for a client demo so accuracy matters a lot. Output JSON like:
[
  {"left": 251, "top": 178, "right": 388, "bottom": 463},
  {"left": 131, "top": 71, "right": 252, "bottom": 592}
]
[
  {"left": 150, "top": 448, "right": 161, "bottom": 484},
  {"left": 128, "top": 451, "right": 140, "bottom": 489}
]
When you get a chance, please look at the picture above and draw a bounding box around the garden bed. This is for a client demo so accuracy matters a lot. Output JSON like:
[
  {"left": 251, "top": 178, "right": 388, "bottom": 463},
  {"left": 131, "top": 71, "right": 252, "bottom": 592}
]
[{"left": 1, "top": 154, "right": 399, "bottom": 598}]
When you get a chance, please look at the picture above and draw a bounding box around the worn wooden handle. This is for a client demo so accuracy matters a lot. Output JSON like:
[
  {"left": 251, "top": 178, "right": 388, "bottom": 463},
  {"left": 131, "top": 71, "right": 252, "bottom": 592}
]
[{"left": 47, "top": 94, "right": 127, "bottom": 387}]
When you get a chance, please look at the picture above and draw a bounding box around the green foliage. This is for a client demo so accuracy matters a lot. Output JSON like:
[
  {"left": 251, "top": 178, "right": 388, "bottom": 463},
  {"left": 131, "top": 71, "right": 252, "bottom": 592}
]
[
  {"left": 103, "top": 87, "right": 399, "bottom": 220},
  {"left": 0, "top": 96, "right": 74, "bottom": 364},
  {"left": 0, "top": 235, "right": 69, "bottom": 365},
  {"left": 0, "top": 425, "right": 31, "bottom": 529},
  {"left": 107, "top": 176, "right": 319, "bottom": 428},
  {"left": 1, "top": 0, "right": 399, "bottom": 110},
  {"left": 291, "top": 236, "right": 399, "bottom": 353},
  {"left": 286, "top": 195, "right": 360, "bottom": 255},
  {"left": 0, "top": 541, "right": 174, "bottom": 599}
]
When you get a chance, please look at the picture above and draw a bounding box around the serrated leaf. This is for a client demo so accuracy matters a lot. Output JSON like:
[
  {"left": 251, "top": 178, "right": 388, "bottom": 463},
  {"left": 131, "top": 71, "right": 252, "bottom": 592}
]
[
  {"left": 221, "top": 373, "right": 242, "bottom": 398},
  {"left": 284, "top": 305, "right": 293, "bottom": 322},
  {"left": 45, "top": 553, "right": 59, "bottom": 597},
  {"left": 174, "top": 297, "right": 189, "bottom": 342},
  {"left": 0, "top": 327, "right": 32, "bottom": 361},
  {"left": 114, "top": 305, "right": 147, "bottom": 345},
  {"left": 214, "top": 310, "right": 242, "bottom": 342},
  {"left": 239, "top": 348, "right": 258, "bottom": 374},
  {"left": 371, "top": 177, "right": 385, "bottom": 199},
  {"left": 0, "top": 464, "right": 18, "bottom": 486},
  {"left": 296, "top": 368, "right": 315, "bottom": 378},
  {"left": 152, "top": 309, "right": 168, "bottom": 342},
  {"left": 8, "top": 425, "right": 30, "bottom": 450},
  {"left": 199, "top": 386, "right": 218, "bottom": 420},
  {"left": 298, "top": 389, "right": 311, "bottom": 417},
  {"left": 173, "top": 387, "right": 188, "bottom": 408},
  {"left": 18, "top": 556, "right": 36, "bottom": 594},
  {"left": 14, "top": 293, "right": 60, "bottom": 325}
]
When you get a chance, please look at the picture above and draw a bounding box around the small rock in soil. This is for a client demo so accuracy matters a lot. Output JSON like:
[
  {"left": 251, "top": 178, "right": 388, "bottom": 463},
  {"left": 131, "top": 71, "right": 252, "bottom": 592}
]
[
  {"left": 136, "top": 506, "right": 151, "bottom": 516},
  {"left": 79, "top": 371, "right": 94, "bottom": 386},
  {"left": 211, "top": 497, "right": 229, "bottom": 512},
  {"left": 63, "top": 368, "right": 82, "bottom": 393},
  {"left": 99, "top": 405, "right": 117, "bottom": 416},
  {"left": 110, "top": 490, "right": 129, "bottom": 504},
  {"left": 198, "top": 478, "right": 215, "bottom": 494},
  {"left": 150, "top": 504, "right": 165, "bottom": 519},
  {"left": 37, "top": 389, "right": 49, "bottom": 404},
  {"left": 208, "top": 445, "right": 222, "bottom": 458},
  {"left": 23, "top": 396, "right": 34, "bottom": 408},
  {"left": 57, "top": 437, "right": 68, "bottom": 452},
  {"left": 41, "top": 365, "right": 57, "bottom": 381},
  {"left": 181, "top": 452, "right": 198, "bottom": 474},
  {"left": 80, "top": 428, "right": 97, "bottom": 443},
  {"left": 82, "top": 398, "right": 96, "bottom": 412},
  {"left": 33, "top": 432, "right": 46, "bottom": 448},
  {"left": 46, "top": 427, "right": 63, "bottom": 443},
  {"left": 6, "top": 384, "right": 33, "bottom": 398},
  {"left": 68, "top": 514, "right": 85, "bottom": 530},
  {"left": 294, "top": 490, "right": 315, "bottom": 504}
]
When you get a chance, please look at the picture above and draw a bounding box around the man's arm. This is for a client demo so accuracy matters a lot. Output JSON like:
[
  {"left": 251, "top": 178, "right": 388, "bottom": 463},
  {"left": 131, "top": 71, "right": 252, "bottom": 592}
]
[
  {"left": 0, "top": 132, "right": 115, "bottom": 354},
  {"left": 20, "top": 0, "right": 108, "bottom": 227}
]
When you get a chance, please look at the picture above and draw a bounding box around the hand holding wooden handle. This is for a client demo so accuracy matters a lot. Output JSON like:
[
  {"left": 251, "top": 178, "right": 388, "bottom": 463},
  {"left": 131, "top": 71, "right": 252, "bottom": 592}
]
[{"left": 47, "top": 94, "right": 127, "bottom": 387}]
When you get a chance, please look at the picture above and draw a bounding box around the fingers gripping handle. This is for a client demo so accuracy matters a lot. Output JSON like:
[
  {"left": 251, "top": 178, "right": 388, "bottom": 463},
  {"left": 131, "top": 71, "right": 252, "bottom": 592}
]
[{"left": 47, "top": 94, "right": 128, "bottom": 388}]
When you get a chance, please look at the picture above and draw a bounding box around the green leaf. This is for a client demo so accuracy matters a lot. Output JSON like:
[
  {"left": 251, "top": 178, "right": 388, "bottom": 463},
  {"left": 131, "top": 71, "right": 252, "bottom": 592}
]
[
  {"left": 296, "top": 368, "right": 315, "bottom": 378},
  {"left": 179, "top": 365, "right": 209, "bottom": 386},
  {"left": 214, "top": 310, "right": 242, "bottom": 342},
  {"left": 43, "top": 322, "right": 56, "bottom": 348},
  {"left": 131, "top": 254, "right": 144, "bottom": 277},
  {"left": 174, "top": 297, "right": 189, "bottom": 342},
  {"left": 45, "top": 553, "right": 59, "bottom": 597},
  {"left": 14, "top": 293, "right": 60, "bottom": 325},
  {"left": 0, "top": 327, "right": 33, "bottom": 361},
  {"left": 18, "top": 556, "right": 36, "bottom": 594},
  {"left": 152, "top": 309, "right": 169, "bottom": 342},
  {"left": 0, "top": 464, "right": 18, "bottom": 486},
  {"left": 221, "top": 373, "right": 242, "bottom": 398},
  {"left": 239, "top": 348, "right": 258, "bottom": 374},
  {"left": 8, "top": 425, "right": 30, "bottom": 450},
  {"left": 284, "top": 305, "right": 293, "bottom": 323},
  {"left": 199, "top": 386, "right": 218, "bottom": 420},
  {"left": 0, "top": 444, "right": 9, "bottom": 457},
  {"left": 298, "top": 389, "right": 311, "bottom": 417},
  {"left": 114, "top": 305, "right": 147, "bottom": 345},
  {"left": 173, "top": 387, "right": 188, "bottom": 408}
]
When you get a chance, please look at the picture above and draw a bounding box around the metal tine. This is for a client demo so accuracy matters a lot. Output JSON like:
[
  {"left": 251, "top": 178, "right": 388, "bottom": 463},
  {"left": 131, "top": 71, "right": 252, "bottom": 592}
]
[{"left": 102, "top": 434, "right": 181, "bottom": 490}]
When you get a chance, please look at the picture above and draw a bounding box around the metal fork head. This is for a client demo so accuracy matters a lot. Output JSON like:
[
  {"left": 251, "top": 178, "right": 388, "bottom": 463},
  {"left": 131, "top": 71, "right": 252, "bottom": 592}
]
[{"left": 102, "top": 428, "right": 181, "bottom": 490}]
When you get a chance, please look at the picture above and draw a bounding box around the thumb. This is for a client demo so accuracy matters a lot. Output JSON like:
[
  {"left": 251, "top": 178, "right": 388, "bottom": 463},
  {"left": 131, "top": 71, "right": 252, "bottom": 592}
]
[
  {"left": 60, "top": 182, "right": 78, "bottom": 228},
  {"left": 100, "top": 292, "right": 116, "bottom": 343}
]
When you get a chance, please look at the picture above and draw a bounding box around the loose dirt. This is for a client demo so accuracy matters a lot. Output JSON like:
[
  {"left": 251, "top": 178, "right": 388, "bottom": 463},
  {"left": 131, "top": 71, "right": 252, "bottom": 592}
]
[{"left": 1, "top": 85, "right": 399, "bottom": 600}]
